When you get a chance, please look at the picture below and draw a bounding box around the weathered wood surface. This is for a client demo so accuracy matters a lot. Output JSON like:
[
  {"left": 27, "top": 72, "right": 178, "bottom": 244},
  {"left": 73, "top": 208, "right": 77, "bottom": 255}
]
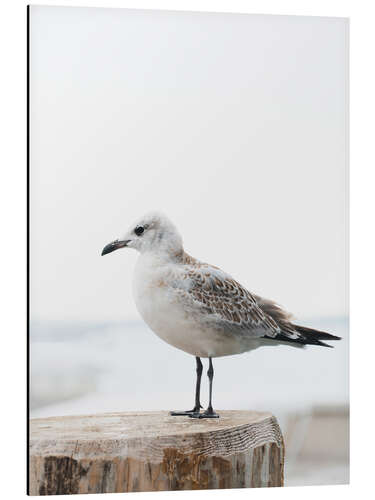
[{"left": 29, "top": 410, "right": 284, "bottom": 495}]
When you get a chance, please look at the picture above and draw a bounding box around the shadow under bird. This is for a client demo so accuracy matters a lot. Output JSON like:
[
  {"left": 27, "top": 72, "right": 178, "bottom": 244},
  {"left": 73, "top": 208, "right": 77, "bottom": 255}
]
[{"left": 102, "top": 212, "right": 341, "bottom": 418}]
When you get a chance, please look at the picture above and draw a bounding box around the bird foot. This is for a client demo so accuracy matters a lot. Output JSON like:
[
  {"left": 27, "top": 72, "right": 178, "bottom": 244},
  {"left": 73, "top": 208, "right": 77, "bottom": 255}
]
[
  {"left": 189, "top": 409, "right": 219, "bottom": 419},
  {"left": 170, "top": 408, "right": 200, "bottom": 416}
]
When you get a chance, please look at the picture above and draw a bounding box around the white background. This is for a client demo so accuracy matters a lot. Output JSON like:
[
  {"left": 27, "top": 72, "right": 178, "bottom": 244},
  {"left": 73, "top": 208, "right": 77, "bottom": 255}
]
[
  {"left": 1, "top": 1, "right": 374, "bottom": 499},
  {"left": 29, "top": 6, "right": 347, "bottom": 323}
]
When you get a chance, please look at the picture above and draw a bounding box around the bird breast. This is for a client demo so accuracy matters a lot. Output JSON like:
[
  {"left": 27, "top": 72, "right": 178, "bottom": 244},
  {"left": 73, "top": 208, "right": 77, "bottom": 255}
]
[
  {"left": 132, "top": 256, "right": 211, "bottom": 356},
  {"left": 131, "top": 254, "right": 259, "bottom": 358}
]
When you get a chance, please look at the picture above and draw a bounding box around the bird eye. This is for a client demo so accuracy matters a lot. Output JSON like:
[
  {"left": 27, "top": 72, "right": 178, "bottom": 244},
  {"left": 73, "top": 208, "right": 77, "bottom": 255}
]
[{"left": 134, "top": 226, "right": 144, "bottom": 236}]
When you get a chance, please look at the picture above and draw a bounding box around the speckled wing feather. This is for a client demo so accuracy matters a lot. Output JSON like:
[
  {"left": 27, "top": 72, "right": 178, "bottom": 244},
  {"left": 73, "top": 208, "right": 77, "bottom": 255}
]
[{"left": 172, "top": 257, "right": 283, "bottom": 339}]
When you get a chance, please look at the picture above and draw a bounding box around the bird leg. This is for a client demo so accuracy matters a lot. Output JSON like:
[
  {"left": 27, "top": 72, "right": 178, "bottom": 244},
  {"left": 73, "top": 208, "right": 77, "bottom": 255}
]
[
  {"left": 190, "top": 357, "right": 219, "bottom": 418},
  {"left": 170, "top": 357, "right": 203, "bottom": 416}
]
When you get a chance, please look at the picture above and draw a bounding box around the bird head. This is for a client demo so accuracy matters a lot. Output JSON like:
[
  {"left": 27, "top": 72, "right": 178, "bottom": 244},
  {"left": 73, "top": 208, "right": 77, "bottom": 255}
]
[{"left": 101, "top": 212, "right": 183, "bottom": 257}]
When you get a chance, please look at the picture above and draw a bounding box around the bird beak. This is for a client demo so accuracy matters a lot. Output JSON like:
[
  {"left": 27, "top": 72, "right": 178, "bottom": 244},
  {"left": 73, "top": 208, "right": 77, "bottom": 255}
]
[{"left": 101, "top": 239, "right": 130, "bottom": 256}]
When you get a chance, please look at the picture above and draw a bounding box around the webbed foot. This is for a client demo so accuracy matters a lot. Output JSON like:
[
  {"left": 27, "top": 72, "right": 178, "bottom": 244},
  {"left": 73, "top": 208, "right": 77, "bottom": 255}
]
[
  {"left": 170, "top": 406, "right": 201, "bottom": 417},
  {"left": 189, "top": 408, "right": 219, "bottom": 419}
]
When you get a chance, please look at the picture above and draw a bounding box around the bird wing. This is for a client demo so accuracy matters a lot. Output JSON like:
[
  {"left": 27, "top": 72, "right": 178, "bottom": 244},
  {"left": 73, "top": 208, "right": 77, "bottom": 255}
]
[
  {"left": 171, "top": 258, "right": 335, "bottom": 345},
  {"left": 172, "top": 263, "right": 282, "bottom": 339}
]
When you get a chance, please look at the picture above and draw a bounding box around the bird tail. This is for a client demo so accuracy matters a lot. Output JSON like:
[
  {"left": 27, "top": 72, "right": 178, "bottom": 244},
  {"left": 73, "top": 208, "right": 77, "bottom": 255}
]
[{"left": 276, "top": 324, "right": 342, "bottom": 348}]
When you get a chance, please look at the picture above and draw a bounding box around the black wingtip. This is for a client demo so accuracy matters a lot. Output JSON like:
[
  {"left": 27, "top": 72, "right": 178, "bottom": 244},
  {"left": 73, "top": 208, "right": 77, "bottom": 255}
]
[
  {"left": 293, "top": 325, "right": 342, "bottom": 348},
  {"left": 318, "top": 341, "right": 334, "bottom": 348},
  {"left": 269, "top": 325, "right": 342, "bottom": 348},
  {"left": 328, "top": 335, "right": 342, "bottom": 341}
]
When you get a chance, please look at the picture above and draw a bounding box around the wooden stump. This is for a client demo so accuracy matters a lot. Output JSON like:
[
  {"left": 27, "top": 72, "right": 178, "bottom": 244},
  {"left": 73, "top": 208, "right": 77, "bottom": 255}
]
[{"left": 29, "top": 410, "right": 284, "bottom": 495}]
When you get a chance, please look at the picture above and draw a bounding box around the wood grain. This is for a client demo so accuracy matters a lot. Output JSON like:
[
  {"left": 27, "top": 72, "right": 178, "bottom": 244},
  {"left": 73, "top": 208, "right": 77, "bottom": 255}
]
[{"left": 29, "top": 410, "right": 284, "bottom": 495}]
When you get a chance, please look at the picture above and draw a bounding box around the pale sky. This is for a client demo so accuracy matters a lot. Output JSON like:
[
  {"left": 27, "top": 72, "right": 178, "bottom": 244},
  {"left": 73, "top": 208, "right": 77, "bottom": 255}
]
[{"left": 29, "top": 6, "right": 348, "bottom": 322}]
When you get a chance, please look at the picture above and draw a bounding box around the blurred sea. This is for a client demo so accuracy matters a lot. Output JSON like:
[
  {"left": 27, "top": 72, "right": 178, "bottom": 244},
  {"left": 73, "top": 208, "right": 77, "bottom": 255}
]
[
  {"left": 29, "top": 317, "right": 349, "bottom": 486},
  {"left": 30, "top": 317, "right": 348, "bottom": 418}
]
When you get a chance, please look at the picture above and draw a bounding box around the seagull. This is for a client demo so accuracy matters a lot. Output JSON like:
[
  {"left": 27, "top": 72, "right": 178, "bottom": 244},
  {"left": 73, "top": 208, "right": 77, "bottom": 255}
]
[{"left": 102, "top": 212, "right": 341, "bottom": 418}]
